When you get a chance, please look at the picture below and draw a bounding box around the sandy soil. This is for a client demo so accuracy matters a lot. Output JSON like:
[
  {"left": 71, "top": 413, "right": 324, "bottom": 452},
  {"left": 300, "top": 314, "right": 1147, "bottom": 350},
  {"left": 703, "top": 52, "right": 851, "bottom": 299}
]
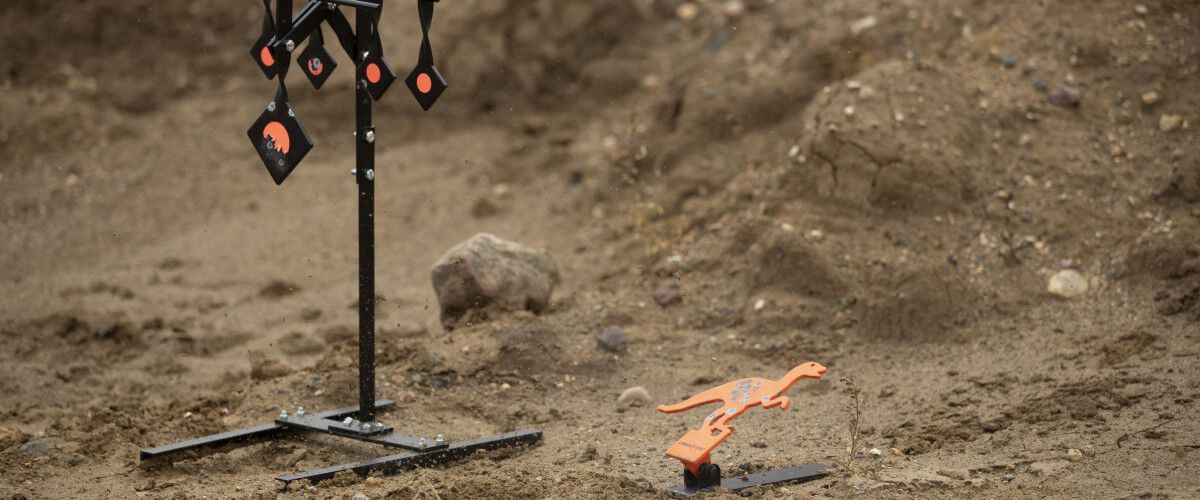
[{"left": 1, "top": 0, "right": 1199, "bottom": 498}]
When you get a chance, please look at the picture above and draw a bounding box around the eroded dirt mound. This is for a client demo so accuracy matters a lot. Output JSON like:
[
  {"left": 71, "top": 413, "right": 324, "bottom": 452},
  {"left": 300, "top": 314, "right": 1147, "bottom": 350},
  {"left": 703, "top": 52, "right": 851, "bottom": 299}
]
[{"left": 2, "top": 0, "right": 1200, "bottom": 498}]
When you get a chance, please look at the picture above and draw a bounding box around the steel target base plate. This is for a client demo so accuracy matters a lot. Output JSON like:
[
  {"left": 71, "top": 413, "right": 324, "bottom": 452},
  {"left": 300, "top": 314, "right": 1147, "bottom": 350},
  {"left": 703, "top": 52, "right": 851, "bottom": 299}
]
[{"left": 665, "top": 463, "right": 832, "bottom": 497}]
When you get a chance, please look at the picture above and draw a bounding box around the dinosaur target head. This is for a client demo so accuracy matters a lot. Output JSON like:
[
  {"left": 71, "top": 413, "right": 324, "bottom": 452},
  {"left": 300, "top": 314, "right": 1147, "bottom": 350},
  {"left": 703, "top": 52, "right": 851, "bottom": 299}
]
[{"left": 262, "top": 121, "right": 291, "bottom": 154}]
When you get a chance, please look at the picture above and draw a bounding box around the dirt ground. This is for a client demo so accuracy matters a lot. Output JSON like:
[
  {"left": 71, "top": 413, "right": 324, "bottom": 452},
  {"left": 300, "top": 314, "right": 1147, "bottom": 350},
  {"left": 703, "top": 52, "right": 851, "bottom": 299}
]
[{"left": 1, "top": 0, "right": 1199, "bottom": 498}]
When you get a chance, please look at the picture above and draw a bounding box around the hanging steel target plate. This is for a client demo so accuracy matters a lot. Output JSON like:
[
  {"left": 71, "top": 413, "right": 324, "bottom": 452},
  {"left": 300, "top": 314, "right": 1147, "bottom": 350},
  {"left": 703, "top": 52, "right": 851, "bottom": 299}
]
[
  {"left": 251, "top": 33, "right": 279, "bottom": 79},
  {"left": 358, "top": 54, "right": 397, "bottom": 101},
  {"left": 247, "top": 98, "right": 314, "bottom": 185},
  {"left": 298, "top": 39, "right": 337, "bottom": 89},
  {"left": 405, "top": 64, "right": 446, "bottom": 110}
]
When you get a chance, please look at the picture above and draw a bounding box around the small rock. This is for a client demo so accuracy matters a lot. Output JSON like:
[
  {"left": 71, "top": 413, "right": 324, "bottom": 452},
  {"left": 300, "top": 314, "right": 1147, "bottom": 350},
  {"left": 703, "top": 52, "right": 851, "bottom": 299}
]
[
  {"left": 654, "top": 284, "right": 682, "bottom": 307},
  {"left": 19, "top": 439, "right": 55, "bottom": 455},
  {"left": 936, "top": 469, "right": 967, "bottom": 480},
  {"left": 617, "top": 386, "right": 652, "bottom": 407},
  {"left": 1047, "top": 269, "right": 1088, "bottom": 299},
  {"left": 248, "top": 350, "right": 292, "bottom": 380},
  {"left": 1033, "top": 80, "right": 1048, "bottom": 93},
  {"left": 352, "top": 492, "right": 370, "bottom": 500},
  {"left": 867, "top": 447, "right": 883, "bottom": 456},
  {"left": 1134, "top": 4, "right": 1148, "bottom": 15},
  {"left": 850, "top": 16, "right": 877, "bottom": 36},
  {"left": 596, "top": 326, "right": 624, "bottom": 353},
  {"left": 1159, "top": 114, "right": 1183, "bottom": 132},
  {"left": 364, "top": 476, "right": 383, "bottom": 486},
  {"left": 430, "top": 233, "right": 561, "bottom": 328},
  {"left": 1049, "top": 84, "right": 1081, "bottom": 107},
  {"left": 1140, "top": 91, "right": 1159, "bottom": 105},
  {"left": 1001, "top": 56, "right": 1016, "bottom": 69},
  {"left": 68, "top": 453, "right": 86, "bottom": 465},
  {"left": 675, "top": 2, "right": 699, "bottom": 21},
  {"left": 721, "top": 0, "right": 745, "bottom": 18},
  {"left": 1066, "top": 448, "right": 1084, "bottom": 461}
]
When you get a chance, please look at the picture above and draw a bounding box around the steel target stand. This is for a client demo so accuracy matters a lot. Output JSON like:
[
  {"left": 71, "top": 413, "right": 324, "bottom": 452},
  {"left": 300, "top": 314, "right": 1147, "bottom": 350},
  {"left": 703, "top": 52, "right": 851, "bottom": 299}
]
[{"left": 140, "top": 0, "right": 540, "bottom": 484}]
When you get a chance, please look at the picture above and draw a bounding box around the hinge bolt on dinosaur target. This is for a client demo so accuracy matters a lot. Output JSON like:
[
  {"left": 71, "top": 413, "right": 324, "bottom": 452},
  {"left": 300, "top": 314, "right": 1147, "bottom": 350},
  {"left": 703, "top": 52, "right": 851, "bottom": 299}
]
[
  {"left": 658, "top": 362, "right": 834, "bottom": 496},
  {"left": 139, "top": 0, "right": 542, "bottom": 484}
]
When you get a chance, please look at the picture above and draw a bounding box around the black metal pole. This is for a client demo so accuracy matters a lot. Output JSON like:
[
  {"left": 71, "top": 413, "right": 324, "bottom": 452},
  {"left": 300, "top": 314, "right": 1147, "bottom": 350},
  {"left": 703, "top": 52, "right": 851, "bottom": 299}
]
[{"left": 355, "top": 5, "right": 377, "bottom": 423}]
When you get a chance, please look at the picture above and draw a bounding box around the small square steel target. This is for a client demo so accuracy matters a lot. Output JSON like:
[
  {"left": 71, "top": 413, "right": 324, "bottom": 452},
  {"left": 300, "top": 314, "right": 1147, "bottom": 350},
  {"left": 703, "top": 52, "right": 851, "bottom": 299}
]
[
  {"left": 298, "top": 34, "right": 337, "bottom": 89},
  {"left": 247, "top": 97, "right": 314, "bottom": 185},
  {"left": 358, "top": 53, "right": 397, "bottom": 101},
  {"left": 250, "top": 33, "right": 279, "bottom": 80},
  {"left": 405, "top": 64, "right": 446, "bottom": 110}
]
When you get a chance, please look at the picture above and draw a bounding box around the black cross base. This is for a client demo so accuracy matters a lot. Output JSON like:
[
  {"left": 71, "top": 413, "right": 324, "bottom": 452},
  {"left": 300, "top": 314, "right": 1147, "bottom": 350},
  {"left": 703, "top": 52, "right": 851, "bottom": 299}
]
[
  {"left": 140, "top": 400, "right": 542, "bottom": 484},
  {"left": 665, "top": 463, "right": 832, "bottom": 497}
]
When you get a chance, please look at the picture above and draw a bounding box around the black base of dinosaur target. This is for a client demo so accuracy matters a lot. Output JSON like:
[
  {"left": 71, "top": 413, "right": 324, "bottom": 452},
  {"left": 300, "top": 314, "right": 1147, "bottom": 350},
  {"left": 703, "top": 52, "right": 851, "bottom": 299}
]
[{"left": 666, "top": 463, "right": 832, "bottom": 497}]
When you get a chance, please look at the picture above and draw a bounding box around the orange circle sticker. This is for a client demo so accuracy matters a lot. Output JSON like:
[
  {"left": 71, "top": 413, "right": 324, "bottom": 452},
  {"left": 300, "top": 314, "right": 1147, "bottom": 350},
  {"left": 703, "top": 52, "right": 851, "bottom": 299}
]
[
  {"left": 308, "top": 58, "right": 323, "bottom": 76},
  {"left": 416, "top": 73, "right": 432, "bottom": 93},
  {"left": 260, "top": 47, "right": 275, "bottom": 67},
  {"left": 366, "top": 63, "right": 381, "bottom": 84}
]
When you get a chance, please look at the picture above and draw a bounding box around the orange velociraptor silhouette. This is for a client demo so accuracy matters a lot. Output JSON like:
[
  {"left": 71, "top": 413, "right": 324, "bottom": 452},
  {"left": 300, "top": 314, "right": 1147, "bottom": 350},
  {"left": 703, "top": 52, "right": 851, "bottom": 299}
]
[{"left": 657, "top": 362, "right": 827, "bottom": 474}]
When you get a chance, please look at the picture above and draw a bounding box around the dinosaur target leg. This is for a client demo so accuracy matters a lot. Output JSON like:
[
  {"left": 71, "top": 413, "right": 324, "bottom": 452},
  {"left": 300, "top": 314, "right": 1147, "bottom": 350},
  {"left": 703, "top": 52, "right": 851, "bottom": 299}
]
[{"left": 762, "top": 395, "right": 792, "bottom": 411}]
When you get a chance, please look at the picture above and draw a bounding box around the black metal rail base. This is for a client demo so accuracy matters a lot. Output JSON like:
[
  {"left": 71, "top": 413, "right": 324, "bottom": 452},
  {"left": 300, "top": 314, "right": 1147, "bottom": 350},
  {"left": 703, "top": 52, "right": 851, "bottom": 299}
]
[
  {"left": 140, "top": 401, "right": 542, "bottom": 484},
  {"left": 140, "top": 401, "right": 394, "bottom": 460},
  {"left": 277, "top": 428, "right": 543, "bottom": 484},
  {"left": 666, "top": 463, "right": 832, "bottom": 497}
]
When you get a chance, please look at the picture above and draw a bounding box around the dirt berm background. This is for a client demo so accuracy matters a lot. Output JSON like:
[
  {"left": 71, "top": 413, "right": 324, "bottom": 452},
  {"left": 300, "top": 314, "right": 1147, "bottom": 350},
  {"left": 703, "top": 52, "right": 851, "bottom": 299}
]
[{"left": 1, "top": 0, "right": 1198, "bottom": 498}]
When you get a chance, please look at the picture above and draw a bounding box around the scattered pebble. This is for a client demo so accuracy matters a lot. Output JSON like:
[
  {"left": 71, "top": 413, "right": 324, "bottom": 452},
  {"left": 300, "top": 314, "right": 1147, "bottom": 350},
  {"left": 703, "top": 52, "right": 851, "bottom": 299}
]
[
  {"left": 19, "top": 439, "right": 54, "bottom": 455},
  {"left": 1140, "top": 91, "right": 1159, "bottom": 105},
  {"left": 1066, "top": 448, "right": 1084, "bottom": 461},
  {"left": 654, "top": 284, "right": 682, "bottom": 307},
  {"left": 1033, "top": 80, "right": 1049, "bottom": 93},
  {"left": 1134, "top": 4, "right": 1148, "bottom": 15},
  {"left": 1049, "top": 84, "right": 1082, "bottom": 107},
  {"left": 675, "top": 2, "right": 699, "bottom": 21},
  {"left": 1047, "top": 269, "right": 1088, "bottom": 299},
  {"left": 352, "top": 492, "right": 370, "bottom": 500},
  {"left": 937, "top": 469, "right": 967, "bottom": 480},
  {"left": 68, "top": 453, "right": 86, "bottom": 465},
  {"left": 618, "top": 386, "right": 652, "bottom": 407},
  {"left": 364, "top": 476, "right": 383, "bottom": 486},
  {"left": 850, "top": 16, "right": 877, "bottom": 36},
  {"left": 753, "top": 298, "right": 766, "bottom": 311},
  {"left": 1001, "top": 56, "right": 1016, "bottom": 69},
  {"left": 1159, "top": 114, "right": 1183, "bottom": 132},
  {"left": 867, "top": 447, "right": 883, "bottom": 456},
  {"left": 721, "top": 0, "right": 745, "bottom": 18},
  {"left": 596, "top": 326, "right": 624, "bottom": 353}
]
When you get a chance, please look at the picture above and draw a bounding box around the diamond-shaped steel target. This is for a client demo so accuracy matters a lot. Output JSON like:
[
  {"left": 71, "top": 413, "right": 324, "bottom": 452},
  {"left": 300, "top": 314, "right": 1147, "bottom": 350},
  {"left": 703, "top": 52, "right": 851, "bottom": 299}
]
[
  {"left": 298, "top": 39, "right": 337, "bottom": 89},
  {"left": 250, "top": 33, "right": 279, "bottom": 80},
  {"left": 405, "top": 64, "right": 446, "bottom": 111},
  {"left": 358, "top": 54, "right": 397, "bottom": 101},
  {"left": 247, "top": 99, "right": 314, "bottom": 185}
]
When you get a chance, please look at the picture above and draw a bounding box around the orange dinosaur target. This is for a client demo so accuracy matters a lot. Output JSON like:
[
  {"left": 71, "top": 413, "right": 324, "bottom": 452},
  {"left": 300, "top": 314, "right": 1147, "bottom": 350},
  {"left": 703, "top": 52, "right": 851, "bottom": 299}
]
[{"left": 658, "top": 362, "right": 828, "bottom": 474}]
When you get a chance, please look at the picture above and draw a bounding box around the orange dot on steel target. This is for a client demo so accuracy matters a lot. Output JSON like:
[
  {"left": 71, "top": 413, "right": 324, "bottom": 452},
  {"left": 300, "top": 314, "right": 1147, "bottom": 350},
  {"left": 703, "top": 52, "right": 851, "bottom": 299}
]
[
  {"left": 366, "top": 63, "right": 381, "bottom": 84},
  {"left": 416, "top": 73, "right": 432, "bottom": 93}
]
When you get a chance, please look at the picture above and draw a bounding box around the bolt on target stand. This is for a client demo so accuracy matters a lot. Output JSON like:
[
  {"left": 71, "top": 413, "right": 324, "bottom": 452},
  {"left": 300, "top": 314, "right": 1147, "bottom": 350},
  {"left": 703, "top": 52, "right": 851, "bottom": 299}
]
[
  {"left": 657, "top": 362, "right": 833, "bottom": 496},
  {"left": 139, "top": 0, "right": 540, "bottom": 484}
]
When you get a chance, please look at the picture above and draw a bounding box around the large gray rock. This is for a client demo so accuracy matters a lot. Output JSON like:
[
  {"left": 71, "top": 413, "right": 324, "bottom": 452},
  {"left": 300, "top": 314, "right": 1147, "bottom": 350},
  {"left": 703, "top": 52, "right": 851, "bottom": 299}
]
[{"left": 431, "top": 233, "right": 560, "bottom": 328}]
